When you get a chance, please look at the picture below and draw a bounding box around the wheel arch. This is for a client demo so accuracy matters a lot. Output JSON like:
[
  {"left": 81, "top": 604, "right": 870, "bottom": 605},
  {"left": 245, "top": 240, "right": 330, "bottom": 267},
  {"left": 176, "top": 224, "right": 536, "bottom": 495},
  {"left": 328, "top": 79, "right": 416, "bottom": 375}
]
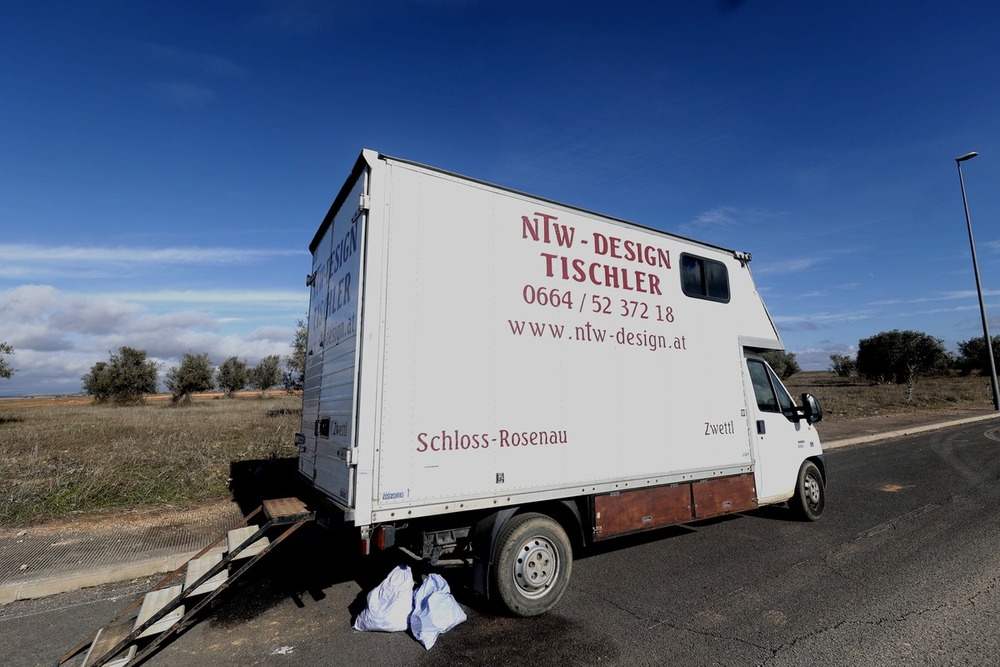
[
  {"left": 809, "top": 454, "right": 828, "bottom": 483},
  {"left": 469, "top": 499, "right": 585, "bottom": 600}
]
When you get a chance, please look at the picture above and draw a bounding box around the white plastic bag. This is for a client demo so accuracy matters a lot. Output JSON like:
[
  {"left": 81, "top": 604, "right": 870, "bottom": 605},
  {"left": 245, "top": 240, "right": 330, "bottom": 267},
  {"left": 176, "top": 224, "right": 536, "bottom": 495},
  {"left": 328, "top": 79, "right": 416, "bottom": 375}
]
[
  {"left": 353, "top": 565, "right": 414, "bottom": 632},
  {"left": 409, "top": 573, "right": 467, "bottom": 649}
]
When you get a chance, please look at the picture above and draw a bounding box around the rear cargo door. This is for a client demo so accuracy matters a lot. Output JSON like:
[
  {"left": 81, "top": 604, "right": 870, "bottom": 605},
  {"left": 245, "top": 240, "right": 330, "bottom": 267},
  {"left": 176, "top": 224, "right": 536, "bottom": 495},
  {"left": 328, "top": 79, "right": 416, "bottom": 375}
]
[
  {"left": 312, "top": 171, "right": 368, "bottom": 506},
  {"left": 297, "top": 221, "right": 331, "bottom": 483}
]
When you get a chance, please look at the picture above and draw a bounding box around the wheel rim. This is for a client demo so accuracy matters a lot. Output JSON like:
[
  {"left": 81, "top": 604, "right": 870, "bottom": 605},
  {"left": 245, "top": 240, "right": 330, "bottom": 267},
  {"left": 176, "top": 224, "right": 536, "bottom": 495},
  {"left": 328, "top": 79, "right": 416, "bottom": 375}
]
[
  {"left": 512, "top": 536, "right": 560, "bottom": 599},
  {"left": 804, "top": 473, "right": 822, "bottom": 509}
]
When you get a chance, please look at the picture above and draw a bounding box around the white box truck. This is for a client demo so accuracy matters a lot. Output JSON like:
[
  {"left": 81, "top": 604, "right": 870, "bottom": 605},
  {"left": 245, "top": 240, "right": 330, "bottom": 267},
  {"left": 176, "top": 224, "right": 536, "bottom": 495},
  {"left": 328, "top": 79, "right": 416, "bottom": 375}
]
[{"left": 296, "top": 149, "right": 826, "bottom": 616}]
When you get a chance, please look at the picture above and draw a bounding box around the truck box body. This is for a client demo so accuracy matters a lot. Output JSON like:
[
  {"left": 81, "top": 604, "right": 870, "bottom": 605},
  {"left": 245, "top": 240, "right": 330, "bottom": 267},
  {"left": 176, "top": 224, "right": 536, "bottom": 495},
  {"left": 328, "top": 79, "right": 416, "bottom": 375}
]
[{"left": 298, "top": 150, "right": 823, "bottom": 541}]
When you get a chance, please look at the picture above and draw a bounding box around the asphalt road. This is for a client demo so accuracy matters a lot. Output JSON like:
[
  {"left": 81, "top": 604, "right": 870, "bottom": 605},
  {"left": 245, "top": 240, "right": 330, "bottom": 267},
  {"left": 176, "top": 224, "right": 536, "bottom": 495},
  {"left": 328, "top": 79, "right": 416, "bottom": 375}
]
[{"left": 4, "top": 421, "right": 1000, "bottom": 667}]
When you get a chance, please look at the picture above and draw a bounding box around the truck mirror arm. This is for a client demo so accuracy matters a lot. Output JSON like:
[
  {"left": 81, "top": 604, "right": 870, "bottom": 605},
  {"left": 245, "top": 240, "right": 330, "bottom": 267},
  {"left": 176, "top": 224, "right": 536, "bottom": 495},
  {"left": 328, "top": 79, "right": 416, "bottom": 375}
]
[{"left": 796, "top": 393, "right": 823, "bottom": 424}]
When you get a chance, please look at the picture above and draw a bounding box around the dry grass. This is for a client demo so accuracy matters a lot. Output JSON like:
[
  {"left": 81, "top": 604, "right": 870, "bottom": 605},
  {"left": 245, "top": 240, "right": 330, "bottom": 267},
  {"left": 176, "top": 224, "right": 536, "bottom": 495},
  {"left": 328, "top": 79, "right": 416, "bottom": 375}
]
[
  {"left": 0, "top": 394, "right": 300, "bottom": 526},
  {"left": 1, "top": 373, "right": 995, "bottom": 526},
  {"left": 786, "top": 371, "right": 996, "bottom": 420}
]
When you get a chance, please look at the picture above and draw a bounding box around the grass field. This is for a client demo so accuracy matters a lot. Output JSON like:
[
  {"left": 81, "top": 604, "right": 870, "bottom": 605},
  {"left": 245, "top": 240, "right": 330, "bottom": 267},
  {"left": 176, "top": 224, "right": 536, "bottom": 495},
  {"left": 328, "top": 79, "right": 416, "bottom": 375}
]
[
  {"left": 0, "top": 393, "right": 300, "bottom": 526},
  {"left": 785, "top": 371, "right": 996, "bottom": 419},
  {"left": 1, "top": 373, "right": 996, "bottom": 526}
]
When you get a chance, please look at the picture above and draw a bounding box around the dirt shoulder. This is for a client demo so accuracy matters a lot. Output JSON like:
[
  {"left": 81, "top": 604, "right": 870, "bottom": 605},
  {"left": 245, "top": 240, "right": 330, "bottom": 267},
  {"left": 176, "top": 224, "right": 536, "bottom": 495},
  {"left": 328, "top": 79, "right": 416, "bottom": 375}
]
[{"left": 0, "top": 498, "right": 239, "bottom": 540}]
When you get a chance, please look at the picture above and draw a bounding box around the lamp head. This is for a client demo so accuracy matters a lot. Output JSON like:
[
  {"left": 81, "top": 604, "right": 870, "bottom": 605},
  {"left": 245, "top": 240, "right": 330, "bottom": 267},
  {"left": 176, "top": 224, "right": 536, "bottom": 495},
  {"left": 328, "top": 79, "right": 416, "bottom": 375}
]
[{"left": 956, "top": 151, "right": 979, "bottom": 162}]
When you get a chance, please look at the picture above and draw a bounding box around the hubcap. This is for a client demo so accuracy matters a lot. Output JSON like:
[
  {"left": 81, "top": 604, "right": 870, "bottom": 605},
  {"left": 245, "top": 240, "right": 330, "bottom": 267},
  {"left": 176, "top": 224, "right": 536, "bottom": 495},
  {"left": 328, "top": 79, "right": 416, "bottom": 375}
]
[
  {"left": 804, "top": 475, "right": 821, "bottom": 507},
  {"left": 513, "top": 537, "right": 559, "bottom": 599}
]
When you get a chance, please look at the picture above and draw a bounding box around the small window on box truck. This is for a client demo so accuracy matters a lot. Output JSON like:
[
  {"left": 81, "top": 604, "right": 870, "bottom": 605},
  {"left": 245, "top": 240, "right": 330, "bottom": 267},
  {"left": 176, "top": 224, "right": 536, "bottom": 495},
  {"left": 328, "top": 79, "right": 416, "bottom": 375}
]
[{"left": 680, "top": 253, "right": 730, "bottom": 302}]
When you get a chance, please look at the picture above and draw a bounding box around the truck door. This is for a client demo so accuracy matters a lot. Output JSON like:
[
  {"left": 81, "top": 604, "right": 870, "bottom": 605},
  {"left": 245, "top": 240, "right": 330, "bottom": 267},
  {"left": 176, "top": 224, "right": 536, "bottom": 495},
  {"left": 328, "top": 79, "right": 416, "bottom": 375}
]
[
  {"left": 297, "top": 223, "right": 332, "bottom": 483},
  {"left": 311, "top": 171, "right": 368, "bottom": 507},
  {"left": 744, "top": 353, "right": 814, "bottom": 504}
]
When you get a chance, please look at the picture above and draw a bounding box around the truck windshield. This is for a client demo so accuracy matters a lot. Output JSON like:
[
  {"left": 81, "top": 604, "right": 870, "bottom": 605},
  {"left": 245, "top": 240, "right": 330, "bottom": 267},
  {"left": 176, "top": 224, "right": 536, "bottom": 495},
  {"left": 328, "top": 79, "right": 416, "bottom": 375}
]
[{"left": 748, "top": 358, "right": 796, "bottom": 417}]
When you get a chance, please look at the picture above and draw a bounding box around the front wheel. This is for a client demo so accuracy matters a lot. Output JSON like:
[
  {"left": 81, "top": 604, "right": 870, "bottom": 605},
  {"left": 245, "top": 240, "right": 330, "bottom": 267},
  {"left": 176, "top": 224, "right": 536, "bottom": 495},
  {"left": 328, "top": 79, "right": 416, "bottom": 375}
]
[
  {"left": 790, "top": 460, "right": 825, "bottom": 521},
  {"left": 491, "top": 513, "right": 573, "bottom": 617}
]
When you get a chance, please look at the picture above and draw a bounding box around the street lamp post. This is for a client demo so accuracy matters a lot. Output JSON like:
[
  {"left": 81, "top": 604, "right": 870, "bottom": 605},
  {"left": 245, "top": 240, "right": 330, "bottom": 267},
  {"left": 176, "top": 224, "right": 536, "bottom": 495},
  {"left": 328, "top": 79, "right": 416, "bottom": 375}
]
[{"left": 956, "top": 151, "right": 1000, "bottom": 411}]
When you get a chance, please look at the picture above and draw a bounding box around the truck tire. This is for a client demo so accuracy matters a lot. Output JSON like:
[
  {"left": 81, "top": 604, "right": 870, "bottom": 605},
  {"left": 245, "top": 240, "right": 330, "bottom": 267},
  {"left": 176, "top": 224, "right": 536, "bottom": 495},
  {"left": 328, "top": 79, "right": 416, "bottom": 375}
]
[
  {"left": 491, "top": 513, "right": 572, "bottom": 617},
  {"left": 790, "top": 460, "right": 825, "bottom": 521}
]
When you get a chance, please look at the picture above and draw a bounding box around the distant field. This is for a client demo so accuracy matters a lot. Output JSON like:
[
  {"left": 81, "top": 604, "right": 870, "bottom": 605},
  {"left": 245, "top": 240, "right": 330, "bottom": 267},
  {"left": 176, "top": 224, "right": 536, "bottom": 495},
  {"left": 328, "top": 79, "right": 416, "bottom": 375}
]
[
  {"left": 0, "top": 392, "right": 301, "bottom": 526},
  {"left": 1, "top": 374, "right": 995, "bottom": 526},
  {"left": 786, "top": 371, "right": 996, "bottom": 420}
]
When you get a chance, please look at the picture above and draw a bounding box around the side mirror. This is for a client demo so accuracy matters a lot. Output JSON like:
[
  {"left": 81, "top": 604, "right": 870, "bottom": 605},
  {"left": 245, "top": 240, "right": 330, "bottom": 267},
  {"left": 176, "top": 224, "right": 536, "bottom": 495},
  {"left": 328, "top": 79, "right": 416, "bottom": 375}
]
[{"left": 800, "top": 393, "right": 823, "bottom": 424}]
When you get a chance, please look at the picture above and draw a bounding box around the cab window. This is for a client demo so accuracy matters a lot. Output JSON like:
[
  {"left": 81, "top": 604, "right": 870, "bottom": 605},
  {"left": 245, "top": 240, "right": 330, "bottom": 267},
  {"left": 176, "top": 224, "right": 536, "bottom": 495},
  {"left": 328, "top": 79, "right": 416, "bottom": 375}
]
[{"left": 748, "top": 358, "right": 796, "bottom": 417}]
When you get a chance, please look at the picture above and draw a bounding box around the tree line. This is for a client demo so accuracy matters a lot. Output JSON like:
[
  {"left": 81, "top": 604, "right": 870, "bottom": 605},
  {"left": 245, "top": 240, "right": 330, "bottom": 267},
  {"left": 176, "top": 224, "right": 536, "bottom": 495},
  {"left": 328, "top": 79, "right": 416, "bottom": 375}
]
[
  {"left": 4, "top": 323, "right": 993, "bottom": 403},
  {"left": 829, "top": 329, "right": 1000, "bottom": 384},
  {"left": 79, "top": 319, "right": 308, "bottom": 405}
]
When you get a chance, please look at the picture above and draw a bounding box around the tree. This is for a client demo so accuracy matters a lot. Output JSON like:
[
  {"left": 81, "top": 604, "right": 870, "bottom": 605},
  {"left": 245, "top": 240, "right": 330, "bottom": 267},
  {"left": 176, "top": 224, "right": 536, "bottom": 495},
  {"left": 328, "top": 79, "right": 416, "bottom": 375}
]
[
  {"left": 250, "top": 355, "right": 282, "bottom": 398},
  {"left": 829, "top": 354, "right": 856, "bottom": 378},
  {"left": 216, "top": 357, "right": 248, "bottom": 397},
  {"left": 165, "top": 353, "right": 214, "bottom": 404},
  {"left": 0, "top": 342, "right": 13, "bottom": 379},
  {"left": 283, "top": 318, "right": 307, "bottom": 391},
  {"left": 761, "top": 350, "right": 800, "bottom": 379},
  {"left": 954, "top": 335, "right": 1000, "bottom": 376},
  {"left": 856, "top": 330, "right": 950, "bottom": 392},
  {"left": 81, "top": 346, "right": 159, "bottom": 405}
]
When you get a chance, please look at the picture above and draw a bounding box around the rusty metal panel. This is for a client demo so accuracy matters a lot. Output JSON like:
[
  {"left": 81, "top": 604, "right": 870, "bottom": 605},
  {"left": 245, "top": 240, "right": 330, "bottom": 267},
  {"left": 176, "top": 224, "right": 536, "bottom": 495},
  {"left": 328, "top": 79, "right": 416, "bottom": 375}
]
[
  {"left": 691, "top": 474, "right": 757, "bottom": 519},
  {"left": 593, "top": 483, "right": 693, "bottom": 540}
]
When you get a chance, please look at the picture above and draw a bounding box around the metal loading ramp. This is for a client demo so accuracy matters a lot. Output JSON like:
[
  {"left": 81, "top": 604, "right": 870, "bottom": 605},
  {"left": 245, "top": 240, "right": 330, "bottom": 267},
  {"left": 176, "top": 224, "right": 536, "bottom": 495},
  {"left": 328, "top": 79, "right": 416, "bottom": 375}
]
[{"left": 57, "top": 498, "right": 315, "bottom": 667}]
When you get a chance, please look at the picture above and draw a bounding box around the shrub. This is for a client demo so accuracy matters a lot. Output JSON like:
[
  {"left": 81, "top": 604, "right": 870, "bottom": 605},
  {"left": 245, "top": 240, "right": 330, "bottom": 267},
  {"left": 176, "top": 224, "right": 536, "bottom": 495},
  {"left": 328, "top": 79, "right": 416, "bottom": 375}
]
[
  {"left": 165, "top": 353, "right": 215, "bottom": 404},
  {"left": 829, "top": 354, "right": 856, "bottom": 378},
  {"left": 250, "top": 355, "right": 282, "bottom": 398},
  {"left": 761, "top": 350, "right": 800, "bottom": 379},
  {"left": 216, "top": 357, "right": 248, "bottom": 397},
  {"left": 954, "top": 335, "right": 1000, "bottom": 376},
  {"left": 856, "top": 330, "right": 950, "bottom": 385},
  {"left": 0, "top": 341, "right": 13, "bottom": 379},
  {"left": 81, "top": 347, "right": 159, "bottom": 405}
]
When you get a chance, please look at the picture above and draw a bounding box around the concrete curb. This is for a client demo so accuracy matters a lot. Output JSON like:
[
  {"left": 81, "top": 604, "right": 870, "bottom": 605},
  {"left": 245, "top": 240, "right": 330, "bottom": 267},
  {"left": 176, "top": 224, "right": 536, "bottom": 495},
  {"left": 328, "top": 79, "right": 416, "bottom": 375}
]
[
  {"left": 0, "top": 550, "right": 200, "bottom": 605},
  {"left": 822, "top": 412, "right": 1000, "bottom": 450}
]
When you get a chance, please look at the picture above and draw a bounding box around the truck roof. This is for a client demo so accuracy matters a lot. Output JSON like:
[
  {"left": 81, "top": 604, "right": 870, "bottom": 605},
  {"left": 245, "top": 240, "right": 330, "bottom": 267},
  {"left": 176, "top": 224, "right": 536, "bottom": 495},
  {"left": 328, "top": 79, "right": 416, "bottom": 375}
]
[{"left": 311, "top": 150, "right": 750, "bottom": 262}]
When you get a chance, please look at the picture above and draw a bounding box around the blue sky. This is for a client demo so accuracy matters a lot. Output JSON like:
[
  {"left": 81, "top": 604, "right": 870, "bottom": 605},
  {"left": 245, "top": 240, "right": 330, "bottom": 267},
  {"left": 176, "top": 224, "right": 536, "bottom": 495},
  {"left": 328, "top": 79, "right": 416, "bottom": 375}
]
[{"left": 2, "top": 1, "right": 1000, "bottom": 396}]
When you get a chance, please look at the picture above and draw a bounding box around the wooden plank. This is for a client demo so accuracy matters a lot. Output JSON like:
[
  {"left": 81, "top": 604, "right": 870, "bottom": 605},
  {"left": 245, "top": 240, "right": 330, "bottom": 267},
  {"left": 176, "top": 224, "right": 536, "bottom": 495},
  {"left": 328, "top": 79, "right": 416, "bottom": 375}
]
[
  {"left": 691, "top": 474, "right": 757, "bottom": 520},
  {"left": 81, "top": 621, "right": 136, "bottom": 667},
  {"left": 263, "top": 497, "right": 314, "bottom": 523},
  {"left": 135, "top": 585, "right": 184, "bottom": 638},
  {"left": 593, "top": 483, "right": 693, "bottom": 540}
]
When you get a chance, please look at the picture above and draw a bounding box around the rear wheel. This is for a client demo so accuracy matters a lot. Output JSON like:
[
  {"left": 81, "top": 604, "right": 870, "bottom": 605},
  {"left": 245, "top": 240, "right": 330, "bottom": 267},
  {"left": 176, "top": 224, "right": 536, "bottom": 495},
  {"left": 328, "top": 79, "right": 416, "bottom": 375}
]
[
  {"left": 491, "top": 513, "right": 572, "bottom": 616},
  {"left": 790, "top": 460, "right": 825, "bottom": 521}
]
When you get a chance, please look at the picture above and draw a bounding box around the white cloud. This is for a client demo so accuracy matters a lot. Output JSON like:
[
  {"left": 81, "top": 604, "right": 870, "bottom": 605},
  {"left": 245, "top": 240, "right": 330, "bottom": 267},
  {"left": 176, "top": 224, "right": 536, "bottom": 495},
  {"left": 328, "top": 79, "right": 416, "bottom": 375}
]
[
  {"left": 867, "top": 288, "right": 1000, "bottom": 307},
  {"left": 149, "top": 80, "right": 218, "bottom": 109},
  {"left": 0, "top": 284, "right": 60, "bottom": 317},
  {"left": 247, "top": 325, "right": 295, "bottom": 342},
  {"left": 51, "top": 297, "right": 146, "bottom": 335},
  {"left": 0, "top": 285, "right": 303, "bottom": 396},
  {"left": 753, "top": 257, "right": 825, "bottom": 276},
  {"left": 693, "top": 206, "right": 738, "bottom": 229},
  {"left": 106, "top": 289, "right": 306, "bottom": 306},
  {"left": 677, "top": 205, "right": 779, "bottom": 238},
  {"left": 773, "top": 309, "right": 877, "bottom": 333},
  {"left": 145, "top": 44, "right": 245, "bottom": 78},
  {"left": 0, "top": 244, "right": 305, "bottom": 267}
]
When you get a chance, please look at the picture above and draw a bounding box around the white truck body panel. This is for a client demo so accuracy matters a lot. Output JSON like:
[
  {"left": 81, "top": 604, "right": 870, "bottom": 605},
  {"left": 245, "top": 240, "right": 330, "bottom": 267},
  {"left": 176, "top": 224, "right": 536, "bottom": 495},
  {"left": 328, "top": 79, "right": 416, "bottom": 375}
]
[{"left": 299, "top": 150, "right": 822, "bottom": 526}]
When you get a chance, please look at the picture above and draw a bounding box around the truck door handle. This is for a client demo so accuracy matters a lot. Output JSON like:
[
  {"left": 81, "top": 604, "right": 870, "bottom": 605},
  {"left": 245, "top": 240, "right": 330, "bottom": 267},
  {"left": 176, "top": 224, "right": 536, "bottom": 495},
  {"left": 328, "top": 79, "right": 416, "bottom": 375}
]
[{"left": 756, "top": 420, "right": 766, "bottom": 435}]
